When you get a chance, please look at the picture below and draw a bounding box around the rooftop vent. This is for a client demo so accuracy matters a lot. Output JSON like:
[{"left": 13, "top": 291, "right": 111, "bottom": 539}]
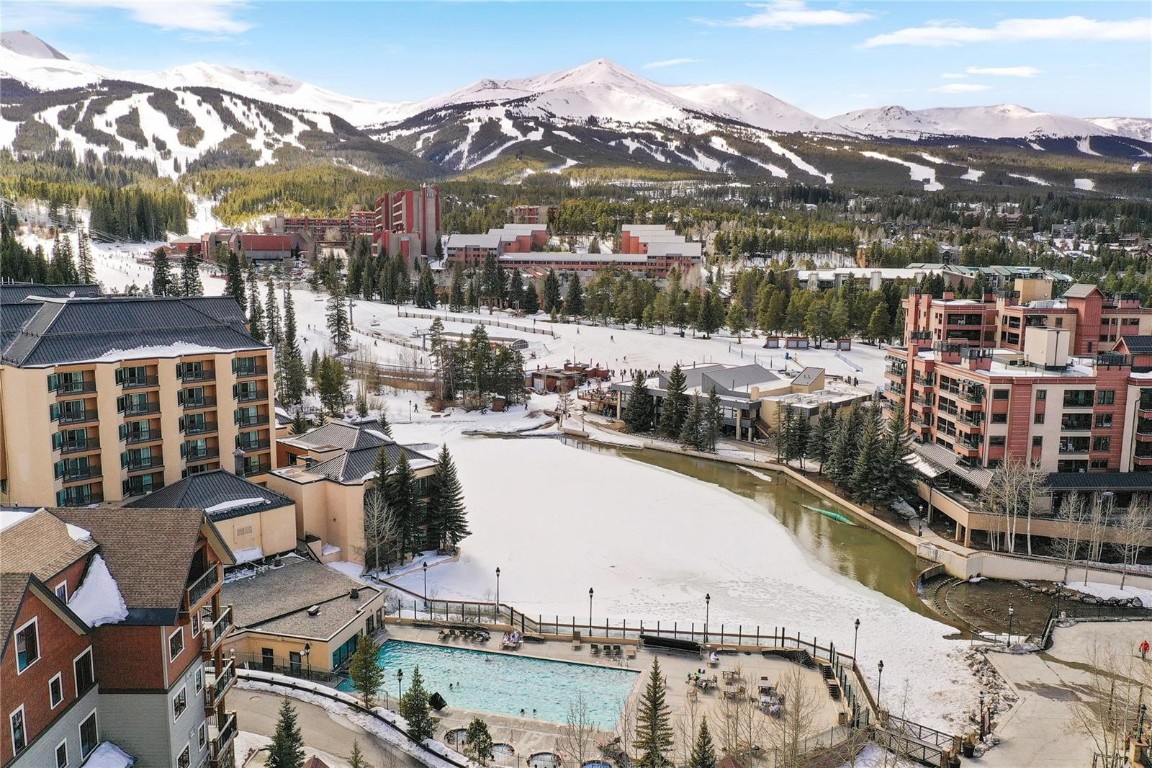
[
  {"left": 307, "top": 605, "right": 320, "bottom": 616},
  {"left": 350, "top": 588, "right": 360, "bottom": 600}
]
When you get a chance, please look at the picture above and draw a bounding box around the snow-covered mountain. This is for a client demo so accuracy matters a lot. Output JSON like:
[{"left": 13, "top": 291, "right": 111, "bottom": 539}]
[
  {"left": 833, "top": 103, "right": 1123, "bottom": 141},
  {"left": 1089, "top": 117, "right": 1152, "bottom": 143}
]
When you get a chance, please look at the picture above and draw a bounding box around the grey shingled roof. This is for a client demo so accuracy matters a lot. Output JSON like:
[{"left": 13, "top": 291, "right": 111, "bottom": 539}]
[
  {"left": 0, "top": 509, "right": 98, "bottom": 581},
  {"left": 791, "top": 367, "right": 823, "bottom": 387},
  {"left": 282, "top": 419, "right": 393, "bottom": 452},
  {"left": 125, "top": 470, "right": 294, "bottom": 521},
  {"left": 2, "top": 295, "right": 264, "bottom": 367},
  {"left": 222, "top": 556, "right": 380, "bottom": 641},
  {"left": 1120, "top": 336, "right": 1152, "bottom": 354},
  {"left": 0, "top": 283, "right": 102, "bottom": 304},
  {"left": 1047, "top": 472, "right": 1152, "bottom": 492},
  {"left": 50, "top": 507, "right": 210, "bottom": 625},
  {"left": 1062, "top": 284, "right": 1103, "bottom": 299},
  {"left": 0, "top": 302, "right": 40, "bottom": 354},
  {"left": 310, "top": 443, "right": 435, "bottom": 484}
]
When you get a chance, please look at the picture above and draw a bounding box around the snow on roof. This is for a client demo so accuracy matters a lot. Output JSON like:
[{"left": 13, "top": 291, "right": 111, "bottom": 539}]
[
  {"left": 364, "top": 429, "right": 389, "bottom": 440},
  {"left": 79, "top": 741, "right": 135, "bottom": 768},
  {"left": 204, "top": 497, "right": 270, "bottom": 514},
  {"left": 68, "top": 554, "right": 129, "bottom": 628},
  {"left": 66, "top": 522, "right": 92, "bottom": 542},
  {"left": 0, "top": 509, "right": 32, "bottom": 532},
  {"left": 93, "top": 341, "right": 249, "bottom": 362},
  {"left": 233, "top": 546, "right": 264, "bottom": 564}
]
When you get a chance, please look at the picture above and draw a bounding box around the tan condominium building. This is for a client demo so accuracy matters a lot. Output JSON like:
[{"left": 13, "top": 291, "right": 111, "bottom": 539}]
[{"left": 0, "top": 290, "right": 276, "bottom": 507}]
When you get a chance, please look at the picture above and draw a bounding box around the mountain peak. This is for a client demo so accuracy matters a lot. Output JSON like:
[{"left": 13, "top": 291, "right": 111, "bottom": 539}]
[{"left": 1, "top": 30, "right": 68, "bottom": 60}]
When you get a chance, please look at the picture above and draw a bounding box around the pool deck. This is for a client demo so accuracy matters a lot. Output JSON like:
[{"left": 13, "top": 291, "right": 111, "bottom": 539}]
[{"left": 382, "top": 624, "right": 848, "bottom": 764}]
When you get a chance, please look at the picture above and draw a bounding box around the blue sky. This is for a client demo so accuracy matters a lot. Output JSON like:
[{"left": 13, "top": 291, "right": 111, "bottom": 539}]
[{"left": 4, "top": 0, "right": 1150, "bottom": 117}]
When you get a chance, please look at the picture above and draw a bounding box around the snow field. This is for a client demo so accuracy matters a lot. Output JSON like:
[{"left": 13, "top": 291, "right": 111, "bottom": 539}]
[{"left": 861, "top": 151, "right": 943, "bottom": 191}]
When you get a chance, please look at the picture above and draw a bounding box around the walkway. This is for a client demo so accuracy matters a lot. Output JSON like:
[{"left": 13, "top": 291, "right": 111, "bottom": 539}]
[{"left": 234, "top": 692, "right": 426, "bottom": 768}]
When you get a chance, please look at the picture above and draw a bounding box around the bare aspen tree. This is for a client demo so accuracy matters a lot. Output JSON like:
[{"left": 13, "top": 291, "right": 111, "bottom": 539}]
[
  {"left": 1114, "top": 494, "right": 1152, "bottom": 590},
  {"left": 560, "top": 693, "right": 598, "bottom": 768},
  {"left": 1072, "top": 639, "right": 1142, "bottom": 765},
  {"left": 674, "top": 688, "right": 702, "bottom": 767},
  {"left": 766, "top": 666, "right": 821, "bottom": 767},
  {"left": 1051, "top": 492, "right": 1088, "bottom": 584},
  {"left": 361, "top": 488, "right": 399, "bottom": 575}
]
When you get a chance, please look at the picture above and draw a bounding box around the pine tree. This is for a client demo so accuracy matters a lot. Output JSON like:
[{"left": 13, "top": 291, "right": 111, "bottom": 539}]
[
  {"left": 225, "top": 251, "right": 246, "bottom": 306},
  {"left": 317, "top": 356, "right": 349, "bottom": 415},
  {"left": 624, "top": 370, "right": 654, "bottom": 433},
  {"left": 464, "top": 718, "right": 495, "bottom": 765},
  {"left": 426, "top": 444, "right": 469, "bottom": 552},
  {"left": 565, "top": 273, "right": 584, "bottom": 316},
  {"left": 826, "top": 411, "right": 858, "bottom": 488},
  {"left": 507, "top": 268, "right": 524, "bottom": 310},
  {"left": 879, "top": 409, "right": 917, "bottom": 507},
  {"left": 658, "top": 364, "right": 689, "bottom": 439},
  {"left": 805, "top": 407, "right": 837, "bottom": 473},
  {"left": 180, "top": 247, "right": 203, "bottom": 296},
  {"left": 151, "top": 248, "right": 174, "bottom": 296},
  {"left": 348, "top": 633, "right": 384, "bottom": 706},
  {"left": 327, "top": 283, "right": 352, "bottom": 354},
  {"left": 267, "top": 698, "right": 305, "bottom": 768},
  {"left": 688, "top": 717, "right": 716, "bottom": 768},
  {"left": 634, "top": 659, "right": 673, "bottom": 768},
  {"left": 543, "top": 269, "right": 562, "bottom": 314},
  {"left": 309, "top": 349, "right": 321, "bottom": 381},
  {"left": 849, "top": 406, "right": 887, "bottom": 507},
  {"left": 247, "top": 269, "right": 265, "bottom": 343},
  {"left": 521, "top": 279, "right": 540, "bottom": 314},
  {"left": 680, "top": 395, "right": 703, "bottom": 451},
  {"left": 48, "top": 232, "right": 78, "bottom": 284},
  {"left": 449, "top": 264, "right": 465, "bottom": 312},
  {"left": 400, "top": 666, "right": 438, "bottom": 741},
  {"left": 348, "top": 741, "right": 368, "bottom": 768},
  {"left": 76, "top": 228, "right": 94, "bottom": 284},
  {"left": 387, "top": 452, "right": 422, "bottom": 557},
  {"left": 702, "top": 385, "right": 722, "bottom": 451},
  {"left": 727, "top": 301, "right": 748, "bottom": 343},
  {"left": 867, "top": 303, "right": 890, "bottom": 345},
  {"left": 265, "top": 279, "right": 282, "bottom": 347},
  {"left": 291, "top": 411, "right": 308, "bottom": 435}
]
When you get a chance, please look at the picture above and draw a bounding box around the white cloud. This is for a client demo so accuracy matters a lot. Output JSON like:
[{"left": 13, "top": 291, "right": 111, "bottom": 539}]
[
  {"left": 11, "top": 0, "right": 254, "bottom": 35},
  {"left": 941, "top": 72, "right": 967, "bottom": 79},
  {"left": 864, "top": 15, "right": 1150, "bottom": 47},
  {"left": 930, "top": 83, "right": 992, "bottom": 94},
  {"left": 696, "top": 0, "right": 874, "bottom": 30},
  {"left": 642, "top": 58, "right": 701, "bottom": 70},
  {"left": 965, "top": 66, "right": 1041, "bottom": 78}
]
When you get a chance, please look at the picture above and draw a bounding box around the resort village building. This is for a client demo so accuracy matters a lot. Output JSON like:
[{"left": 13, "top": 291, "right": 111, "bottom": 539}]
[
  {"left": 0, "top": 289, "right": 277, "bottom": 507},
  {"left": 1, "top": 507, "right": 236, "bottom": 768}
]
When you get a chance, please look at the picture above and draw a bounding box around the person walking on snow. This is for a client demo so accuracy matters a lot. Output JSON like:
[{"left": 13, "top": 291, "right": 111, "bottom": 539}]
[{"left": 1141, "top": 640, "right": 1149, "bottom": 660}]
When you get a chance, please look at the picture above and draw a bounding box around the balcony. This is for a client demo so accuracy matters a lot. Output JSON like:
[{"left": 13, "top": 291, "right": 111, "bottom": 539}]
[
  {"left": 186, "top": 564, "right": 221, "bottom": 610},
  {"left": 182, "top": 369, "right": 216, "bottom": 383},
  {"left": 235, "top": 414, "right": 269, "bottom": 428},
  {"left": 957, "top": 412, "right": 984, "bottom": 427},
  {"left": 185, "top": 421, "right": 219, "bottom": 436},
  {"left": 55, "top": 381, "right": 96, "bottom": 395},
  {"left": 202, "top": 605, "right": 233, "bottom": 658},
  {"left": 209, "top": 712, "right": 238, "bottom": 768},
  {"left": 125, "top": 457, "right": 163, "bottom": 473},
  {"left": 58, "top": 489, "right": 103, "bottom": 507},
  {"left": 241, "top": 462, "right": 272, "bottom": 478},
  {"left": 236, "top": 438, "right": 271, "bottom": 452},
  {"left": 121, "top": 376, "right": 159, "bottom": 390},
  {"left": 183, "top": 396, "right": 218, "bottom": 411},
  {"left": 124, "top": 402, "right": 161, "bottom": 417},
  {"left": 234, "top": 365, "right": 268, "bottom": 379},
  {"left": 205, "top": 660, "right": 236, "bottom": 710},
  {"left": 59, "top": 438, "right": 99, "bottom": 455},
  {"left": 125, "top": 430, "right": 162, "bottom": 445},
  {"left": 59, "top": 410, "right": 99, "bottom": 425},
  {"left": 61, "top": 466, "right": 98, "bottom": 483},
  {"left": 186, "top": 448, "right": 221, "bottom": 464},
  {"left": 958, "top": 387, "right": 985, "bottom": 404},
  {"left": 887, "top": 382, "right": 906, "bottom": 396},
  {"left": 236, "top": 389, "right": 268, "bottom": 403}
]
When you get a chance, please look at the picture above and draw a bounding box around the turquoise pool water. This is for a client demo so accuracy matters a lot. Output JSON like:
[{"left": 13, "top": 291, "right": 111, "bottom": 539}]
[{"left": 340, "top": 640, "right": 638, "bottom": 726}]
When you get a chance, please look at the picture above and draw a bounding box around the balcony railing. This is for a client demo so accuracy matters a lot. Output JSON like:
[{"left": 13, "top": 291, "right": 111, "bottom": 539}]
[
  {"left": 209, "top": 712, "right": 238, "bottom": 767},
  {"left": 59, "top": 438, "right": 99, "bottom": 455},
  {"left": 202, "top": 605, "right": 233, "bottom": 657},
  {"left": 206, "top": 660, "right": 236, "bottom": 710},
  {"left": 236, "top": 389, "right": 268, "bottom": 403},
  {"left": 236, "top": 439, "right": 271, "bottom": 452},
  {"left": 124, "top": 402, "right": 161, "bottom": 416},
  {"left": 59, "top": 491, "right": 103, "bottom": 507},
  {"left": 957, "top": 387, "right": 985, "bottom": 404},
  {"left": 121, "top": 376, "right": 159, "bottom": 389},
  {"left": 186, "top": 449, "right": 221, "bottom": 465},
  {"left": 182, "top": 369, "right": 216, "bottom": 383},
  {"left": 234, "top": 366, "right": 268, "bottom": 379},
  {"left": 185, "top": 421, "right": 219, "bottom": 436},
  {"left": 183, "top": 396, "right": 218, "bottom": 411},
  {"left": 61, "top": 466, "right": 98, "bottom": 482},
  {"left": 235, "top": 415, "right": 269, "bottom": 428},
  {"left": 241, "top": 462, "right": 272, "bottom": 478},
  {"left": 125, "top": 458, "right": 163, "bottom": 472},
  {"left": 59, "top": 410, "right": 98, "bottom": 425},
  {"left": 125, "top": 430, "right": 161, "bottom": 445},
  {"left": 55, "top": 381, "right": 97, "bottom": 395},
  {"left": 187, "top": 565, "right": 221, "bottom": 609}
]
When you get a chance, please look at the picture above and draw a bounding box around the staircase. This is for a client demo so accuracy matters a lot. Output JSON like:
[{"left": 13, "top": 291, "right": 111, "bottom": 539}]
[
  {"left": 764, "top": 648, "right": 816, "bottom": 668},
  {"left": 819, "top": 661, "right": 842, "bottom": 700}
]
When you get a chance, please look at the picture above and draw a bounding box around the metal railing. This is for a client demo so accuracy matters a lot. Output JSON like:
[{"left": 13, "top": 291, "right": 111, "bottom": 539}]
[
  {"left": 203, "top": 606, "right": 233, "bottom": 655},
  {"left": 206, "top": 660, "right": 235, "bottom": 709},
  {"left": 185, "top": 422, "right": 219, "bottom": 436},
  {"left": 182, "top": 370, "right": 216, "bottom": 383},
  {"left": 59, "top": 438, "right": 99, "bottom": 455},
  {"left": 56, "top": 381, "right": 97, "bottom": 395},
  {"left": 125, "top": 430, "right": 161, "bottom": 444},
  {"left": 121, "top": 376, "right": 159, "bottom": 389},
  {"left": 126, "top": 458, "right": 163, "bottom": 472},
  {"left": 234, "top": 366, "right": 268, "bottom": 379},
  {"left": 183, "top": 396, "right": 218, "bottom": 411},
  {"left": 59, "top": 410, "right": 98, "bottom": 425},
  {"left": 235, "top": 415, "right": 269, "bottom": 428},
  {"left": 185, "top": 449, "right": 221, "bottom": 463},
  {"left": 187, "top": 566, "right": 220, "bottom": 609},
  {"left": 236, "top": 389, "right": 269, "bottom": 403},
  {"left": 209, "top": 711, "right": 237, "bottom": 767},
  {"left": 124, "top": 402, "right": 161, "bottom": 416}
]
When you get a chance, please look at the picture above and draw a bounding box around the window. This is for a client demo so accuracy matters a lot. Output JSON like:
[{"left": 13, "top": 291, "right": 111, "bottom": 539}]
[
  {"left": 1036, "top": 390, "right": 1047, "bottom": 401},
  {"left": 74, "top": 649, "right": 94, "bottom": 695},
  {"left": 1096, "top": 413, "right": 1114, "bottom": 429},
  {"left": 990, "top": 436, "right": 1006, "bottom": 447},
  {"left": 55, "top": 581, "right": 68, "bottom": 600},
  {"left": 15, "top": 619, "right": 39, "bottom": 672},
  {"left": 1034, "top": 413, "right": 1045, "bottom": 424},
  {"left": 169, "top": 627, "right": 185, "bottom": 661},
  {"left": 79, "top": 711, "right": 98, "bottom": 758},
  {"left": 178, "top": 744, "right": 191, "bottom": 768},
  {"left": 1093, "top": 436, "right": 1112, "bottom": 452},
  {"left": 992, "top": 413, "right": 1008, "bottom": 424},
  {"left": 50, "top": 672, "right": 64, "bottom": 708},
  {"left": 198, "top": 722, "right": 207, "bottom": 749},
  {"left": 1032, "top": 436, "right": 1043, "bottom": 447},
  {"left": 993, "top": 389, "right": 1010, "bottom": 400},
  {"left": 191, "top": 611, "right": 201, "bottom": 637},
  {"left": 1092, "top": 459, "right": 1111, "bottom": 469},
  {"left": 55, "top": 740, "right": 68, "bottom": 768},
  {"left": 1098, "top": 390, "right": 1116, "bottom": 406},
  {"left": 10, "top": 706, "right": 26, "bottom": 753},
  {"left": 173, "top": 686, "right": 187, "bottom": 720},
  {"left": 195, "top": 668, "right": 203, "bottom": 694}
]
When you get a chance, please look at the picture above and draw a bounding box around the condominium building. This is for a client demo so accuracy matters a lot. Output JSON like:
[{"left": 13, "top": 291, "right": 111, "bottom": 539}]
[
  {"left": 1, "top": 506, "right": 236, "bottom": 767},
  {"left": 884, "top": 280, "right": 1152, "bottom": 545},
  {"left": 0, "top": 291, "right": 276, "bottom": 508},
  {"left": 375, "top": 186, "right": 441, "bottom": 262}
]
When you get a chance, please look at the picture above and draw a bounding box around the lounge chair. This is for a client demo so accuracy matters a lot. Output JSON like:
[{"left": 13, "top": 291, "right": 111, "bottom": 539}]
[
  {"left": 591, "top": 643, "right": 600, "bottom": 655},
  {"left": 613, "top": 644, "right": 623, "bottom": 657},
  {"left": 572, "top": 631, "right": 582, "bottom": 650}
]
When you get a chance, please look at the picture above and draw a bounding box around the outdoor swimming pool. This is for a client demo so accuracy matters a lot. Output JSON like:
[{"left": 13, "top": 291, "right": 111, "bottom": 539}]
[{"left": 339, "top": 640, "right": 638, "bottom": 725}]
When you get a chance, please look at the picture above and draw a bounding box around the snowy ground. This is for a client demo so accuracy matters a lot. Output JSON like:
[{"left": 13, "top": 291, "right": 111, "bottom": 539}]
[{"left": 1064, "top": 580, "right": 1152, "bottom": 606}]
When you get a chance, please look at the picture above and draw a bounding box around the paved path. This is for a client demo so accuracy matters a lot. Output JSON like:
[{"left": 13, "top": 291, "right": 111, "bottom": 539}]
[
  {"left": 975, "top": 619, "right": 1152, "bottom": 768},
  {"left": 234, "top": 690, "right": 426, "bottom": 768}
]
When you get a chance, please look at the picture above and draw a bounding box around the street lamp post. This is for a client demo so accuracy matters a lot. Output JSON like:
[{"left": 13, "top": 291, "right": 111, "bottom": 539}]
[
  {"left": 495, "top": 567, "right": 501, "bottom": 623},
  {"left": 877, "top": 660, "right": 885, "bottom": 713},
  {"left": 397, "top": 668, "right": 404, "bottom": 699},
  {"left": 588, "top": 588, "right": 594, "bottom": 636},
  {"left": 1007, "top": 604, "right": 1015, "bottom": 648},
  {"left": 1138, "top": 703, "right": 1148, "bottom": 741},
  {"left": 303, "top": 643, "right": 310, "bottom": 680},
  {"left": 704, "top": 593, "right": 711, "bottom": 645},
  {"left": 853, "top": 618, "right": 860, "bottom": 668},
  {"left": 423, "top": 561, "right": 428, "bottom": 606},
  {"left": 917, "top": 504, "right": 925, "bottom": 536}
]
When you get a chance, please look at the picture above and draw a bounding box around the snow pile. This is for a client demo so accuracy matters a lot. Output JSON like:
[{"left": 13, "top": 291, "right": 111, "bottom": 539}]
[
  {"left": 65, "top": 522, "right": 92, "bottom": 541},
  {"left": 204, "top": 497, "right": 269, "bottom": 515},
  {"left": 233, "top": 546, "right": 264, "bottom": 564},
  {"left": 961, "top": 168, "right": 985, "bottom": 181},
  {"left": 68, "top": 555, "right": 128, "bottom": 627},
  {"left": 79, "top": 741, "right": 135, "bottom": 768},
  {"left": 1064, "top": 580, "right": 1152, "bottom": 607},
  {"left": 92, "top": 342, "right": 245, "bottom": 363},
  {"left": 0, "top": 509, "right": 32, "bottom": 532}
]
